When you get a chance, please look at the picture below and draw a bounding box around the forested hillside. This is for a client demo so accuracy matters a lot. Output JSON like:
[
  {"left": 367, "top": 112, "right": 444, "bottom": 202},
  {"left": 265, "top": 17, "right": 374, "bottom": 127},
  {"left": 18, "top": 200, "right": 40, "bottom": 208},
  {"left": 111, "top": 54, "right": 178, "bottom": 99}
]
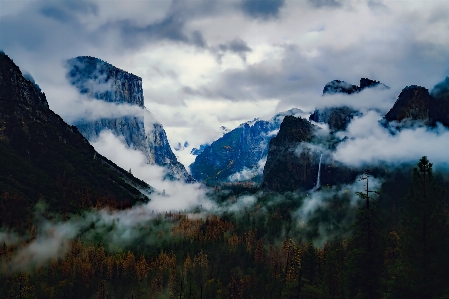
[
  {"left": 0, "top": 52, "right": 150, "bottom": 230},
  {"left": 1, "top": 157, "right": 448, "bottom": 298}
]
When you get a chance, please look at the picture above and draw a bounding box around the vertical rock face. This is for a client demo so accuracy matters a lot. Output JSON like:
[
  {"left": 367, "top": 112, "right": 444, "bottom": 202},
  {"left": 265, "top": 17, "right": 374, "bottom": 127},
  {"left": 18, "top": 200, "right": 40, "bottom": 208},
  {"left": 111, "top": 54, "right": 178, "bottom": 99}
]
[
  {"left": 431, "top": 77, "right": 449, "bottom": 127},
  {"left": 261, "top": 116, "right": 357, "bottom": 192},
  {"left": 67, "top": 56, "right": 194, "bottom": 182},
  {"left": 0, "top": 52, "right": 150, "bottom": 227},
  {"left": 309, "top": 106, "right": 360, "bottom": 131},
  {"left": 322, "top": 80, "right": 360, "bottom": 95},
  {"left": 68, "top": 56, "right": 144, "bottom": 106},
  {"left": 384, "top": 86, "right": 431, "bottom": 123},
  {"left": 262, "top": 116, "right": 317, "bottom": 191},
  {"left": 384, "top": 81, "right": 449, "bottom": 128},
  {"left": 189, "top": 108, "right": 306, "bottom": 183}
]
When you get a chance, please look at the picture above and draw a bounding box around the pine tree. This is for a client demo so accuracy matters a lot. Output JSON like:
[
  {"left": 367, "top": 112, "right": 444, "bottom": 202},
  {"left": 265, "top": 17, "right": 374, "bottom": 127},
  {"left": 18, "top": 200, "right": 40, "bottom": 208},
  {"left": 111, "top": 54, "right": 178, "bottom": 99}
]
[
  {"left": 348, "top": 171, "right": 383, "bottom": 299},
  {"left": 395, "top": 156, "right": 449, "bottom": 298}
]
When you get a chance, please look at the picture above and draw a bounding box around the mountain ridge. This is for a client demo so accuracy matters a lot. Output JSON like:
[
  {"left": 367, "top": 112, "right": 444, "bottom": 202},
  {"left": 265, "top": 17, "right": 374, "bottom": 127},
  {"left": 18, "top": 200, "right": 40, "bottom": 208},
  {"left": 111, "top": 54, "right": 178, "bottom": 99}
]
[
  {"left": 310, "top": 78, "right": 388, "bottom": 131},
  {"left": 0, "top": 52, "right": 151, "bottom": 229},
  {"left": 189, "top": 108, "right": 307, "bottom": 183},
  {"left": 66, "top": 56, "right": 194, "bottom": 182}
]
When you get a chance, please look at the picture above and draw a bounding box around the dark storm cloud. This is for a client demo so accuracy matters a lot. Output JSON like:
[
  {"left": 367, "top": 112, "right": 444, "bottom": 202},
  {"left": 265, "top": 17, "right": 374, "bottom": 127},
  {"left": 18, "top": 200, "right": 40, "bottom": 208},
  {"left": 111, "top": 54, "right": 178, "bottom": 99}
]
[
  {"left": 116, "top": 15, "right": 190, "bottom": 46},
  {"left": 0, "top": 0, "right": 102, "bottom": 54},
  {"left": 219, "top": 38, "right": 252, "bottom": 54},
  {"left": 39, "top": 0, "right": 98, "bottom": 23},
  {"left": 308, "top": 0, "right": 343, "bottom": 8},
  {"left": 216, "top": 38, "right": 252, "bottom": 62},
  {"left": 112, "top": 0, "right": 251, "bottom": 59},
  {"left": 100, "top": 0, "right": 252, "bottom": 58},
  {"left": 107, "top": 0, "right": 193, "bottom": 48},
  {"left": 191, "top": 30, "right": 208, "bottom": 48},
  {"left": 0, "top": 0, "right": 215, "bottom": 56},
  {"left": 182, "top": 30, "right": 449, "bottom": 112},
  {"left": 182, "top": 44, "right": 326, "bottom": 101},
  {"left": 241, "top": 0, "right": 286, "bottom": 19},
  {"left": 366, "top": 0, "right": 387, "bottom": 11}
]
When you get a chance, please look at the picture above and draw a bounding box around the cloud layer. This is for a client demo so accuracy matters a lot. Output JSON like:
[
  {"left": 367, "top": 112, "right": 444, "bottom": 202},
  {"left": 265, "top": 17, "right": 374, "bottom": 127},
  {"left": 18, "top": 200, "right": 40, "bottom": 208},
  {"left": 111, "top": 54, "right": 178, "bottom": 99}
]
[
  {"left": 333, "top": 111, "right": 449, "bottom": 168},
  {"left": 2, "top": 0, "right": 449, "bottom": 167}
]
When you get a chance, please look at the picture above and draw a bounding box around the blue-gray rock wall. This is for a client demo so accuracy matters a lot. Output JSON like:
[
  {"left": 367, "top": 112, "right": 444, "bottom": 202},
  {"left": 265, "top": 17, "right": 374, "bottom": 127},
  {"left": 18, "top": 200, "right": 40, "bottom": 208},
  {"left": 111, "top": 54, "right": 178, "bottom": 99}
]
[
  {"left": 189, "top": 109, "right": 305, "bottom": 183},
  {"left": 67, "top": 56, "right": 193, "bottom": 182}
]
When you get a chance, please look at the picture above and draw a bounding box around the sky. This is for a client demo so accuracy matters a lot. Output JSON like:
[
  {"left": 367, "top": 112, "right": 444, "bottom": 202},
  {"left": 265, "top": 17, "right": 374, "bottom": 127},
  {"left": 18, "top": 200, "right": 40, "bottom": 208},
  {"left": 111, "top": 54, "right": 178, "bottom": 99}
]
[
  {"left": 1, "top": 0, "right": 449, "bottom": 168},
  {"left": 4, "top": 0, "right": 449, "bottom": 270}
]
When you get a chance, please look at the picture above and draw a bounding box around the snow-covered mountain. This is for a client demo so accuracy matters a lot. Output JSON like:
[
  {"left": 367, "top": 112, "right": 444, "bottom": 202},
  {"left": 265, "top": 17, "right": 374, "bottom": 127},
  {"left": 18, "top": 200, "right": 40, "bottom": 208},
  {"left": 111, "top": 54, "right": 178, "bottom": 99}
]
[
  {"left": 66, "top": 56, "right": 194, "bottom": 182},
  {"left": 189, "top": 108, "right": 308, "bottom": 183}
]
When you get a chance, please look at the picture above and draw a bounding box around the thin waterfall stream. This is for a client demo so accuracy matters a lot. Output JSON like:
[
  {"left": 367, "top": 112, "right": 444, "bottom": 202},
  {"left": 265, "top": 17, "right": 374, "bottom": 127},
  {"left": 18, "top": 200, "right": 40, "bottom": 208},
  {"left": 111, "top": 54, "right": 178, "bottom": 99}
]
[{"left": 314, "top": 153, "right": 323, "bottom": 190}]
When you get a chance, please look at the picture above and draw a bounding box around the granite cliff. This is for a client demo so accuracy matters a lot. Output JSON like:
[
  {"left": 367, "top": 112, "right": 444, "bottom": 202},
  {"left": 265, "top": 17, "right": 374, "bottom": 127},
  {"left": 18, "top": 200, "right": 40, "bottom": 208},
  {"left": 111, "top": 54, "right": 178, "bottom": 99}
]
[
  {"left": 0, "top": 52, "right": 150, "bottom": 228},
  {"left": 310, "top": 78, "right": 388, "bottom": 131},
  {"left": 261, "top": 116, "right": 357, "bottom": 192},
  {"left": 189, "top": 109, "right": 306, "bottom": 183},
  {"left": 384, "top": 80, "right": 449, "bottom": 128},
  {"left": 66, "top": 56, "right": 193, "bottom": 182}
]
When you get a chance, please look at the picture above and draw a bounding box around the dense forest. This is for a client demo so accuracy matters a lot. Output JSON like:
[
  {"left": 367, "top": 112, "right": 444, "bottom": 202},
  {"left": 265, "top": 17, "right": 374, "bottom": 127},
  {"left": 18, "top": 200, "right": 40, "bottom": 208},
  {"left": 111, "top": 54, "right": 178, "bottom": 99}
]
[{"left": 1, "top": 157, "right": 448, "bottom": 299}]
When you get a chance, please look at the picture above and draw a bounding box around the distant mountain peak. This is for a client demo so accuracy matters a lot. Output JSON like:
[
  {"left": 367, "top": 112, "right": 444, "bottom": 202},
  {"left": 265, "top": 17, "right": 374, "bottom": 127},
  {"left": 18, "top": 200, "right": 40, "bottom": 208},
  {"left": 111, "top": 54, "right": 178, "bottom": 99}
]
[
  {"left": 359, "top": 77, "right": 383, "bottom": 89},
  {"left": 323, "top": 77, "right": 388, "bottom": 95},
  {"left": 312, "top": 78, "right": 388, "bottom": 131},
  {"left": 189, "top": 108, "right": 306, "bottom": 183},
  {"left": 431, "top": 76, "right": 449, "bottom": 98},
  {"left": 66, "top": 56, "right": 194, "bottom": 182},
  {"left": 67, "top": 56, "right": 144, "bottom": 107},
  {"left": 0, "top": 52, "right": 49, "bottom": 109},
  {"left": 323, "top": 80, "right": 359, "bottom": 95},
  {"left": 262, "top": 115, "right": 357, "bottom": 192},
  {"left": 0, "top": 51, "right": 150, "bottom": 228}
]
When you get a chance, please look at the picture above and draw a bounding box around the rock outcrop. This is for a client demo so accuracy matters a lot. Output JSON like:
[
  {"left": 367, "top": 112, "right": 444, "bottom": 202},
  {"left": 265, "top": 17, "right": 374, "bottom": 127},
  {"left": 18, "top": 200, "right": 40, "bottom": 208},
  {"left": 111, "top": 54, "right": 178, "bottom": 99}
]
[
  {"left": 66, "top": 56, "right": 193, "bottom": 182},
  {"left": 189, "top": 109, "right": 306, "bottom": 183},
  {"left": 310, "top": 78, "right": 388, "bottom": 131},
  {"left": 262, "top": 116, "right": 357, "bottom": 192},
  {"left": 384, "top": 80, "right": 449, "bottom": 128},
  {"left": 0, "top": 52, "right": 150, "bottom": 228}
]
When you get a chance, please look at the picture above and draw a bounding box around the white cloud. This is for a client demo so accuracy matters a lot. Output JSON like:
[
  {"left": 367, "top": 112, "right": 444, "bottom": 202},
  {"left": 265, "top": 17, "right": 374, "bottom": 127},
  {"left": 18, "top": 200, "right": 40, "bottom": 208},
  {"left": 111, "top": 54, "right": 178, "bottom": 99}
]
[
  {"left": 333, "top": 111, "right": 449, "bottom": 168},
  {"left": 2, "top": 0, "right": 449, "bottom": 181}
]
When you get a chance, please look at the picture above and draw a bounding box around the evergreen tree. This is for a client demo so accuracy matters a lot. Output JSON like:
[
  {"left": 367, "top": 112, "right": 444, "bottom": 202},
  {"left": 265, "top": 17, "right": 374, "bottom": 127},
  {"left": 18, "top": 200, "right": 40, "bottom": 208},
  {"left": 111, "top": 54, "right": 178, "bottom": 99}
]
[
  {"left": 348, "top": 171, "right": 383, "bottom": 299},
  {"left": 395, "top": 156, "right": 449, "bottom": 298}
]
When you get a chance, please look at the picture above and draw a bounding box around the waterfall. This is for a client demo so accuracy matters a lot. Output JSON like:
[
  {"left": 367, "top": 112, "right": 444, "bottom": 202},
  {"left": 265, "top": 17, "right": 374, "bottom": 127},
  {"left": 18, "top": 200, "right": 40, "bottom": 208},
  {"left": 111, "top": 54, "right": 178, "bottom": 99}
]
[{"left": 314, "top": 154, "right": 323, "bottom": 190}]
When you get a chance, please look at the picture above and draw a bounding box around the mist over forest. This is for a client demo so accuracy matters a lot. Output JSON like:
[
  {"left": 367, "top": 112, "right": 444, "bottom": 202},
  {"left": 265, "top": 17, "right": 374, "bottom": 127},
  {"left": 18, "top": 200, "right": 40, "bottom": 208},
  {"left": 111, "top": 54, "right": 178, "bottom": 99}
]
[{"left": 1, "top": 0, "right": 449, "bottom": 298}]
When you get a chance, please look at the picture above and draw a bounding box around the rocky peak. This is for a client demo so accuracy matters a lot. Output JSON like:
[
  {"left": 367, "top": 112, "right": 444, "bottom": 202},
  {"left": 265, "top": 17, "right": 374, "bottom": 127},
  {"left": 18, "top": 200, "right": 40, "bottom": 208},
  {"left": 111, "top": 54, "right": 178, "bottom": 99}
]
[
  {"left": 261, "top": 116, "right": 357, "bottom": 192},
  {"left": 384, "top": 80, "right": 449, "bottom": 128},
  {"left": 0, "top": 53, "right": 49, "bottom": 110},
  {"left": 384, "top": 85, "right": 431, "bottom": 123},
  {"left": 430, "top": 76, "right": 449, "bottom": 98},
  {"left": 430, "top": 77, "right": 449, "bottom": 127},
  {"left": 0, "top": 52, "right": 150, "bottom": 228},
  {"left": 270, "top": 116, "right": 314, "bottom": 145},
  {"left": 323, "top": 77, "right": 388, "bottom": 96},
  {"left": 189, "top": 109, "right": 306, "bottom": 183},
  {"left": 67, "top": 56, "right": 144, "bottom": 107},
  {"left": 323, "top": 80, "right": 359, "bottom": 95},
  {"left": 67, "top": 56, "right": 193, "bottom": 183},
  {"left": 311, "top": 78, "right": 388, "bottom": 131},
  {"left": 309, "top": 106, "right": 359, "bottom": 131},
  {"left": 359, "top": 77, "right": 383, "bottom": 89}
]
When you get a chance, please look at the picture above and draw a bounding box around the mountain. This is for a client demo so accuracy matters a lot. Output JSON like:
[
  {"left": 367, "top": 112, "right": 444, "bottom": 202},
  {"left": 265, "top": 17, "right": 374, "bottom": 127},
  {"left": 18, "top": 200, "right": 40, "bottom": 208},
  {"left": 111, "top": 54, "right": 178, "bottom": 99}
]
[
  {"left": 310, "top": 78, "right": 388, "bottom": 131},
  {"left": 0, "top": 52, "right": 151, "bottom": 229},
  {"left": 261, "top": 116, "right": 357, "bottom": 192},
  {"left": 261, "top": 77, "right": 449, "bottom": 193},
  {"left": 66, "top": 56, "right": 194, "bottom": 182},
  {"left": 384, "top": 85, "right": 431, "bottom": 124},
  {"left": 384, "top": 79, "right": 449, "bottom": 128},
  {"left": 189, "top": 108, "right": 307, "bottom": 183}
]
